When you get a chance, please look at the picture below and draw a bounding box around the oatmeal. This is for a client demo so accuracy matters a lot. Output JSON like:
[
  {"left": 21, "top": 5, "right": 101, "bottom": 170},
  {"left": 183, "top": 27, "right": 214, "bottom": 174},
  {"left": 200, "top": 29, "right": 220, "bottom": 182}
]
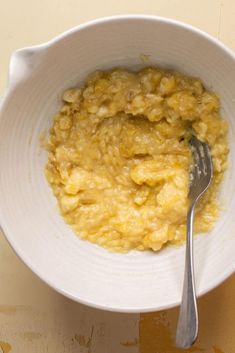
[{"left": 45, "top": 67, "right": 228, "bottom": 252}]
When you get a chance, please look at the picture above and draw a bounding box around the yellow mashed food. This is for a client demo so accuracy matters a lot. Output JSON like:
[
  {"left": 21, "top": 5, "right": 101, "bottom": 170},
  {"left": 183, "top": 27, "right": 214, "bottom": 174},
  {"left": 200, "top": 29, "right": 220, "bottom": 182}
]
[{"left": 45, "top": 67, "right": 228, "bottom": 252}]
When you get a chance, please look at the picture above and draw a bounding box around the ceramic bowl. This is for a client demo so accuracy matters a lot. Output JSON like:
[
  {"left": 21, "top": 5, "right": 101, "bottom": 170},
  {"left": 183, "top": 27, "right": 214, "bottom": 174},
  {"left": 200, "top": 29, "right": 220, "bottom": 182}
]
[{"left": 0, "top": 15, "right": 235, "bottom": 312}]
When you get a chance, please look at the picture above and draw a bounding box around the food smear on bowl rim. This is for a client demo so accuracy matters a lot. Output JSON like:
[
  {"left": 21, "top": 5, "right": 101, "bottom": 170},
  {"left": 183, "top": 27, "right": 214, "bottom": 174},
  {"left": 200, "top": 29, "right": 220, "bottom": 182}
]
[{"left": 44, "top": 67, "right": 228, "bottom": 252}]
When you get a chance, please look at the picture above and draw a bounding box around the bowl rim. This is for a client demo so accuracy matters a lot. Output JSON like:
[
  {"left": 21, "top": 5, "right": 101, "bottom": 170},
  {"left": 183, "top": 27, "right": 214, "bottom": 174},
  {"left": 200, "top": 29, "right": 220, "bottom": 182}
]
[{"left": 0, "top": 14, "right": 235, "bottom": 313}]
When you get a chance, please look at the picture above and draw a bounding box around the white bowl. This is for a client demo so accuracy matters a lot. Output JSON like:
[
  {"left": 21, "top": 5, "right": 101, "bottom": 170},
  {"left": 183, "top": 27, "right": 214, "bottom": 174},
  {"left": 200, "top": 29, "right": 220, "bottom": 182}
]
[{"left": 0, "top": 15, "right": 235, "bottom": 313}]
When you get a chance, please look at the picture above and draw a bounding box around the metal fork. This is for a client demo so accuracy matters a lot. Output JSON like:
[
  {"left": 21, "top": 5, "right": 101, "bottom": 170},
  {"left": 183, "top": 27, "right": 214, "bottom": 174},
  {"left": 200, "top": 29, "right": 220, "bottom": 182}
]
[{"left": 175, "top": 135, "right": 213, "bottom": 348}]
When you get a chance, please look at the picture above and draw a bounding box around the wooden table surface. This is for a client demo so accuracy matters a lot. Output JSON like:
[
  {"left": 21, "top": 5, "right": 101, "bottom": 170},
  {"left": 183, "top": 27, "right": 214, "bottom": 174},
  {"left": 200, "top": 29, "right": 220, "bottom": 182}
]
[{"left": 0, "top": 1, "right": 235, "bottom": 352}]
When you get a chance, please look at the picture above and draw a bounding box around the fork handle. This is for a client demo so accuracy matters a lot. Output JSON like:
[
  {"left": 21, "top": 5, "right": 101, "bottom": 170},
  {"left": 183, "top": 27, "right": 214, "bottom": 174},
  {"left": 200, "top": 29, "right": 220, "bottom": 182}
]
[{"left": 175, "top": 203, "right": 198, "bottom": 348}]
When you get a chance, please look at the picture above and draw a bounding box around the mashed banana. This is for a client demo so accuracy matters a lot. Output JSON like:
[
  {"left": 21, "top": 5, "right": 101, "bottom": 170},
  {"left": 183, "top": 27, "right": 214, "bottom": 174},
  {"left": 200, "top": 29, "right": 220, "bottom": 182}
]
[{"left": 45, "top": 68, "right": 228, "bottom": 252}]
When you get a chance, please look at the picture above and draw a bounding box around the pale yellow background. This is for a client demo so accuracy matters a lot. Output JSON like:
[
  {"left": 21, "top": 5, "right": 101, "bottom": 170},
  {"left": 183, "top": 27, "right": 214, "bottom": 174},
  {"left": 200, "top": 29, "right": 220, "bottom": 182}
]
[{"left": 0, "top": 1, "right": 235, "bottom": 352}]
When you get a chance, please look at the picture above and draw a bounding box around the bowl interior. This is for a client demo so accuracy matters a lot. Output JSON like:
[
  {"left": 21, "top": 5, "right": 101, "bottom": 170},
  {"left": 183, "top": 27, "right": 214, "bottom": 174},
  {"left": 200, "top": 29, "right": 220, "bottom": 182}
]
[{"left": 0, "top": 16, "right": 235, "bottom": 312}]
